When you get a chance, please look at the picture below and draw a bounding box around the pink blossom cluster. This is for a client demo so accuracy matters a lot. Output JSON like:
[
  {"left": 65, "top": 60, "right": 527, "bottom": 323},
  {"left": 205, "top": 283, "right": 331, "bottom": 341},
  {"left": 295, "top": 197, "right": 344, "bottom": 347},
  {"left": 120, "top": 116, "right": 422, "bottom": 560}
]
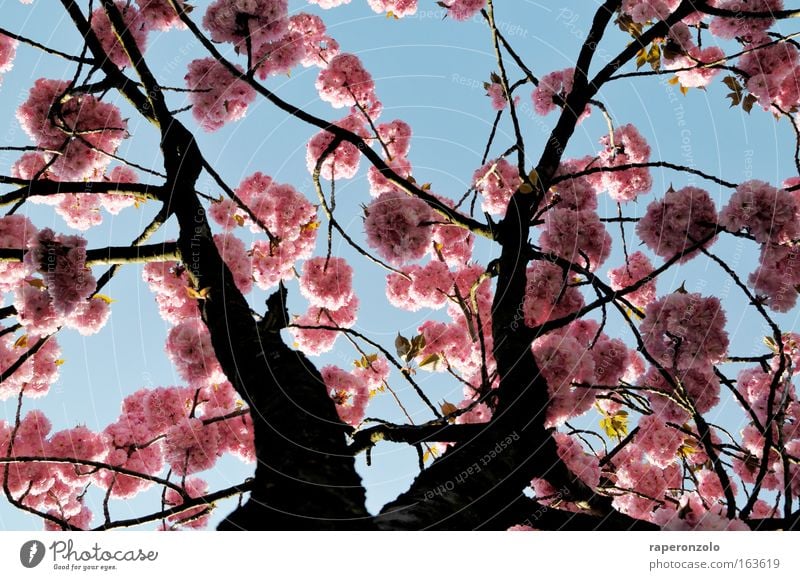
[
  {"left": 640, "top": 292, "right": 729, "bottom": 370},
  {"left": 531, "top": 68, "right": 589, "bottom": 121},
  {"left": 533, "top": 334, "right": 596, "bottom": 426},
  {"left": 551, "top": 157, "right": 599, "bottom": 211},
  {"left": 644, "top": 364, "right": 720, "bottom": 422},
  {"left": 203, "top": 0, "right": 289, "bottom": 52},
  {"left": 486, "top": 82, "right": 508, "bottom": 111},
  {"left": 229, "top": 173, "right": 317, "bottom": 289},
  {"left": 597, "top": 124, "right": 652, "bottom": 202},
  {"left": 98, "top": 384, "right": 254, "bottom": 499},
  {"left": 440, "top": 0, "right": 486, "bottom": 21},
  {"left": 0, "top": 33, "right": 18, "bottom": 85},
  {"left": 621, "top": 0, "right": 681, "bottom": 23},
  {"left": 299, "top": 256, "right": 354, "bottom": 310},
  {"left": 534, "top": 319, "right": 631, "bottom": 426},
  {"left": 737, "top": 33, "right": 800, "bottom": 110},
  {"left": 367, "top": 157, "right": 413, "bottom": 197},
  {"left": 288, "top": 13, "right": 340, "bottom": 69},
  {"left": 749, "top": 244, "right": 800, "bottom": 311},
  {"left": 364, "top": 190, "right": 434, "bottom": 266},
  {"left": 352, "top": 356, "right": 390, "bottom": 391},
  {"left": 306, "top": 114, "right": 368, "bottom": 180},
  {"left": 735, "top": 366, "right": 795, "bottom": 427},
  {"left": 663, "top": 37, "right": 725, "bottom": 89},
  {"left": 135, "top": 0, "right": 186, "bottom": 31},
  {"left": 538, "top": 208, "right": 612, "bottom": 271},
  {"left": 386, "top": 261, "right": 453, "bottom": 311},
  {"left": 17, "top": 79, "right": 128, "bottom": 181},
  {"left": 25, "top": 229, "right": 95, "bottom": 316},
  {"left": 100, "top": 166, "right": 139, "bottom": 215},
  {"left": 430, "top": 210, "right": 474, "bottom": 267},
  {"left": 636, "top": 186, "right": 718, "bottom": 261},
  {"left": 522, "top": 260, "right": 584, "bottom": 328},
  {"left": 165, "top": 319, "right": 226, "bottom": 386},
  {"left": 708, "top": 0, "right": 783, "bottom": 41},
  {"left": 185, "top": 58, "right": 256, "bottom": 132},
  {"left": 90, "top": 2, "right": 148, "bottom": 68},
  {"left": 289, "top": 296, "right": 359, "bottom": 355},
  {"left": 377, "top": 119, "right": 412, "bottom": 160},
  {"left": 731, "top": 424, "right": 789, "bottom": 491},
  {"left": 316, "top": 53, "right": 377, "bottom": 111},
  {"left": 164, "top": 477, "right": 210, "bottom": 529},
  {"left": 472, "top": 158, "right": 522, "bottom": 216},
  {"left": 719, "top": 180, "right": 800, "bottom": 244},
  {"left": 0, "top": 215, "right": 37, "bottom": 295},
  {"left": 610, "top": 444, "right": 681, "bottom": 521},
  {"left": 607, "top": 251, "right": 657, "bottom": 309},
  {"left": 0, "top": 333, "right": 61, "bottom": 400},
  {"left": 417, "top": 319, "right": 474, "bottom": 373},
  {"left": 635, "top": 414, "right": 683, "bottom": 468},
  {"left": 654, "top": 492, "right": 750, "bottom": 530},
  {"left": 553, "top": 432, "right": 601, "bottom": 488},
  {"left": 142, "top": 261, "right": 199, "bottom": 324},
  {"left": 367, "top": 0, "right": 418, "bottom": 18},
  {"left": 214, "top": 233, "right": 253, "bottom": 295},
  {"left": 322, "top": 365, "right": 369, "bottom": 426},
  {"left": 1, "top": 411, "right": 105, "bottom": 529}
]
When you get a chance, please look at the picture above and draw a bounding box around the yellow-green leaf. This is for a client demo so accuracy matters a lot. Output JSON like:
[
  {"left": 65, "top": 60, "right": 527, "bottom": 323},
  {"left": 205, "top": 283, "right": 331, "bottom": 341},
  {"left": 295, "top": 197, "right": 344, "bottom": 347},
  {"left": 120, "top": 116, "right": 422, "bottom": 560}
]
[
  {"left": 600, "top": 410, "right": 629, "bottom": 439},
  {"left": 94, "top": 293, "right": 115, "bottom": 305}
]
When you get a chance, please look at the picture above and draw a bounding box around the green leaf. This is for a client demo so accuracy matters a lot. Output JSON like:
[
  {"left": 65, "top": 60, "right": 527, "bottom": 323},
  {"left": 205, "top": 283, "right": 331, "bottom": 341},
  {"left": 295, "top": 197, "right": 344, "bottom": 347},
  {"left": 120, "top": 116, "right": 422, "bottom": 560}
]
[
  {"left": 418, "top": 353, "right": 443, "bottom": 372},
  {"left": 395, "top": 333, "right": 412, "bottom": 361}
]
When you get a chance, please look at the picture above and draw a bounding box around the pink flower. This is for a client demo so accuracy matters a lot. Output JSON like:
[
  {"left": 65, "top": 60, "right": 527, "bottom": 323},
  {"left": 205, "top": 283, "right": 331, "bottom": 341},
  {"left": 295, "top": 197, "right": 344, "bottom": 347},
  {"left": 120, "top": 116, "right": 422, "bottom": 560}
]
[
  {"left": 440, "top": 0, "right": 486, "bottom": 21},
  {"left": 203, "top": 0, "right": 289, "bottom": 52},
  {"left": 473, "top": 158, "right": 522, "bottom": 216},
  {"left": 299, "top": 256, "right": 354, "bottom": 310},
  {"left": 289, "top": 295, "right": 359, "bottom": 355},
  {"left": 165, "top": 417, "right": 221, "bottom": 475},
  {"left": 636, "top": 186, "right": 717, "bottom": 261},
  {"left": 532, "top": 68, "right": 589, "bottom": 120},
  {"left": 164, "top": 477, "right": 211, "bottom": 529},
  {"left": 165, "top": 319, "right": 226, "bottom": 386},
  {"left": 665, "top": 46, "right": 725, "bottom": 88},
  {"left": 306, "top": 114, "right": 367, "bottom": 180},
  {"left": 709, "top": 0, "right": 783, "bottom": 41},
  {"left": 597, "top": 124, "right": 651, "bottom": 202},
  {"left": 90, "top": 2, "right": 148, "bottom": 68},
  {"left": 26, "top": 228, "right": 95, "bottom": 315},
  {"left": 377, "top": 119, "right": 412, "bottom": 159},
  {"left": 748, "top": 244, "right": 800, "bottom": 312},
  {"left": 0, "top": 33, "right": 18, "bottom": 84},
  {"left": 538, "top": 208, "right": 612, "bottom": 271},
  {"left": 316, "top": 53, "right": 376, "bottom": 109},
  {"left": 367, "top": 0, "right": 418, "bottom": 17},
  {"left": 364, "top": 190, "right": 434, "bottom": 266},
  {"left": 287, "top": 13, "right": 339, "bottom": 68},
  {"left": 214, "top": 233, "right": 253, "bottom": 295},
  {"left": 523, "top": 261, "right": 584, "bottom": 327},
  {"left": 621, "top": 0, "right": 681, "bottom": 23},
  {"left": 607, "top": 251, "right": 657, "bottom": 309},
  {"left": 322, "top": 365, "right": 369, "bottom": 426},
  {"left": 185, "top": 58, "right": 256, "bottom": 132},
  {"left": 135, "top": 0, "right": 186, "bottom": 31},
  {"left": 17, "top": 79, "right": 128, "bottom": 180},
  {"left": 641, "top": 292, "right": 729, "bottom": 370},
  {"left": 720, "top": 180, "right": 800, "bottom": 244}
]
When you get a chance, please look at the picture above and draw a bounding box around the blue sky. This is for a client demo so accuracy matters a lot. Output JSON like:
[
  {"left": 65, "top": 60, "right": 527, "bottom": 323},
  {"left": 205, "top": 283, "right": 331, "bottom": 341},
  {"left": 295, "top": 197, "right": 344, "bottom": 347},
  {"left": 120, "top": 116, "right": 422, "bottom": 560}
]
[{"left": 0, "top": 0, "right": 798, "bottom": 529}]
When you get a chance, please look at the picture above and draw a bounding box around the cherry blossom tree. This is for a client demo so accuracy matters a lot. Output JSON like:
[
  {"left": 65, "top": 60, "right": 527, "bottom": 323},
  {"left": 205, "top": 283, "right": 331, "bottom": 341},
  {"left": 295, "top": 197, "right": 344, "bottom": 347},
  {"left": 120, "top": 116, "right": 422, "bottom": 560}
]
[{"left": 1, "top": 0, "right": 800, "bottom": 531}]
